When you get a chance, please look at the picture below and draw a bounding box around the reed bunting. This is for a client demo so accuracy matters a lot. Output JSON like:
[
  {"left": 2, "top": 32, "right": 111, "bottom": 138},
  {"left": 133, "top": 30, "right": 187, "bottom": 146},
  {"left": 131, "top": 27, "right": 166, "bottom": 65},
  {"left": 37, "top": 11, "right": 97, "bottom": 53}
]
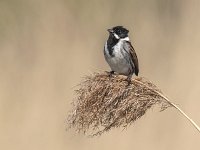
[{"left": 104, "top": 26, "right": 139, "bottom": 84}]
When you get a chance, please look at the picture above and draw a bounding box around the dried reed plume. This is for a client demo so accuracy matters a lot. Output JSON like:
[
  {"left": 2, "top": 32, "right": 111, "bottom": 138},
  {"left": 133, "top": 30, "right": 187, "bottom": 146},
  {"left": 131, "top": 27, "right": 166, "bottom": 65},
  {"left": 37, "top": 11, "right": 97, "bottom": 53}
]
[{"left": 67, "top": 72, "right": 200, "bottom": 136}]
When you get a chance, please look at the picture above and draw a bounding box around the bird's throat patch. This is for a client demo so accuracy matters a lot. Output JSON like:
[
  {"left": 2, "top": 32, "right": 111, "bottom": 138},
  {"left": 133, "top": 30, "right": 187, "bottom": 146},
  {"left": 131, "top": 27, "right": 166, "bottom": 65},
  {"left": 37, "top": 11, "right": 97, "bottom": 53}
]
[
  {"left": 107, "top": 46, "right": 115, "bottom": 57},
  {"left": 107, "top": 35, "right": 119, "bottom": 57}
]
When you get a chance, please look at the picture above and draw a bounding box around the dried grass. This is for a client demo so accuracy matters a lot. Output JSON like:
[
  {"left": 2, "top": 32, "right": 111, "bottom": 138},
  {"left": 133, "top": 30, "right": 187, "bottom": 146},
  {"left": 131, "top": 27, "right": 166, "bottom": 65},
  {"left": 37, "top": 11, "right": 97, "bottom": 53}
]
[{"left": 67, "top": 72, "right": 200, "bottom": 136}]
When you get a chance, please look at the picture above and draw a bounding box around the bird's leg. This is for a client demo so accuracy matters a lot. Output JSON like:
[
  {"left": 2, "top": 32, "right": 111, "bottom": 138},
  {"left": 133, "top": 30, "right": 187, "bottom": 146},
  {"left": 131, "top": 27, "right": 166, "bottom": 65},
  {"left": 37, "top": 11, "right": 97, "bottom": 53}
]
[
  {"left": 109, "top": 71, "right": 115, "bottom": 78},
  {"left": 126, "top": 74, "right": 132, "bottom": 86}
]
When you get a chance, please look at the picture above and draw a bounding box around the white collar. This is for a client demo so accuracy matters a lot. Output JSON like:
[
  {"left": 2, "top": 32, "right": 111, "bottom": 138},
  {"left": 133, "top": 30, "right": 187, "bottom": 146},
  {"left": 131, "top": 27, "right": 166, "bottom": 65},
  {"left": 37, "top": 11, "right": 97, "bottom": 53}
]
[{"left": 120, "top": 37, "right": 130, "bottom": 41}]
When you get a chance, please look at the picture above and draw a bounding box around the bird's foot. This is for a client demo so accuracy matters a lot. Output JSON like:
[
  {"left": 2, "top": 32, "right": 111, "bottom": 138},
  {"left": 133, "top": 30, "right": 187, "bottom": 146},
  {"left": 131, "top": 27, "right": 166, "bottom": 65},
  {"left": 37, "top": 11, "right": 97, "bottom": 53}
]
[
  {"left": 126, "top": 75, "right": 132, "bottom": 86},
  {"left": 108, "top": 71, "right": 115, "bottom": 78}
]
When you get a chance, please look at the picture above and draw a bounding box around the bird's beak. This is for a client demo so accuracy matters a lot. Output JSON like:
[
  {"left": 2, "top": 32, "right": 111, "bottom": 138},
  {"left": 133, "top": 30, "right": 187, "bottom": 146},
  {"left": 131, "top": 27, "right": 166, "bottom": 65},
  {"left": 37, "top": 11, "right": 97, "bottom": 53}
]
[{"left": 107, "top": 29, "right": 114, "bottom": 33}]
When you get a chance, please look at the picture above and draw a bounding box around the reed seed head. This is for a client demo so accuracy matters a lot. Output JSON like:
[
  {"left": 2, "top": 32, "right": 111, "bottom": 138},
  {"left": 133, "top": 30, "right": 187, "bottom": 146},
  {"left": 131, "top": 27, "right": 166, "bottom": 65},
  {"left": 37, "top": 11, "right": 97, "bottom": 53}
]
[{"left": 67, "top": 72, "right": 170, "bottom": 136}]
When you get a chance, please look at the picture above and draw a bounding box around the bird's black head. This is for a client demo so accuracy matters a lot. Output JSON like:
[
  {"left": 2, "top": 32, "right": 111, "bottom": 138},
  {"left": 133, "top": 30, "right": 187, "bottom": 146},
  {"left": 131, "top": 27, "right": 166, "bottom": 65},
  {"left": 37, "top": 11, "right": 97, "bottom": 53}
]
[{"left": 107, "top": 26, "right": 129, "bottom": 39}]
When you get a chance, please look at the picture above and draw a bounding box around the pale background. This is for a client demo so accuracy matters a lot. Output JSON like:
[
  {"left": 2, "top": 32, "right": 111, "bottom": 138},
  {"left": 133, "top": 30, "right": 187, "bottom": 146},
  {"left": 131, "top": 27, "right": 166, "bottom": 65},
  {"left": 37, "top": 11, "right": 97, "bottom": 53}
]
[{"left": 0, "top": 0, "right": 200, "bottom": 150}]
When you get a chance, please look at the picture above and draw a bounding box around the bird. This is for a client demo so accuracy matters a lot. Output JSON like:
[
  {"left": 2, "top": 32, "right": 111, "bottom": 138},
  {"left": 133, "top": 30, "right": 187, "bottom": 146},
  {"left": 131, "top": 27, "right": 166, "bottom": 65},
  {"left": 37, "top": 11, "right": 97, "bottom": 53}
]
[{"left": 104, "top": 26, "right": 139, "bottom": 84}]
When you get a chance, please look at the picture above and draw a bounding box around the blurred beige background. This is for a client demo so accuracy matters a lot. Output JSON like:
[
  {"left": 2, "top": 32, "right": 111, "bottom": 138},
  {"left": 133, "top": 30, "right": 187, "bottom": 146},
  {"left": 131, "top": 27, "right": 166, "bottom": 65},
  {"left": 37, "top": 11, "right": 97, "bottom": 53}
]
[{"left": 0, "top": 0, "right": 200, "bottom": 149}]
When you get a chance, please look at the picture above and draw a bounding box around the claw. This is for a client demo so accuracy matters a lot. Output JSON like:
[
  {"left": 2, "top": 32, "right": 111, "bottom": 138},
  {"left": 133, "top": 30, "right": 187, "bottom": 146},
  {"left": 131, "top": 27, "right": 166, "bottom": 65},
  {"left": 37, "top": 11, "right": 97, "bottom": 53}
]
[
  {"left": 126, "top": 75, "right": 132, "bottom": 86},
  {"left": 109, "top": 71, "right": 115, "bottom": 78}
]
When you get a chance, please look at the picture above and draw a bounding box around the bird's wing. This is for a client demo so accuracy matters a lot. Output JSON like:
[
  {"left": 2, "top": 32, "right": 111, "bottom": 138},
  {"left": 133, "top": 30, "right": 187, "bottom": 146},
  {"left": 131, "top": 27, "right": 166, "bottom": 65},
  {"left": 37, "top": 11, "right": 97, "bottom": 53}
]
[{"left": 124, "top": 41, "right": 139, "bottom": 76}]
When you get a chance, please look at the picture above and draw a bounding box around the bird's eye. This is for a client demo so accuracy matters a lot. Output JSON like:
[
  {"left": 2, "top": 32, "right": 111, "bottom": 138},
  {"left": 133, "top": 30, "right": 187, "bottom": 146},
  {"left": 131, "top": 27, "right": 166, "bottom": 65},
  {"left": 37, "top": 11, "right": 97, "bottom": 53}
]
[{"left": 116, "top": 30, "right": 121, "bottom": 35}]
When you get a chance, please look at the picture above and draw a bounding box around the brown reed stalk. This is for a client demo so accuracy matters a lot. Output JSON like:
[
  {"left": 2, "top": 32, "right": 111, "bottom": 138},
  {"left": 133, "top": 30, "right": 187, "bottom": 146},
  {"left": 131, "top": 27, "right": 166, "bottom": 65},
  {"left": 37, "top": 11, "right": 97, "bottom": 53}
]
[{"left": 67, "top": 72, "right": 200, "bottom": 136}]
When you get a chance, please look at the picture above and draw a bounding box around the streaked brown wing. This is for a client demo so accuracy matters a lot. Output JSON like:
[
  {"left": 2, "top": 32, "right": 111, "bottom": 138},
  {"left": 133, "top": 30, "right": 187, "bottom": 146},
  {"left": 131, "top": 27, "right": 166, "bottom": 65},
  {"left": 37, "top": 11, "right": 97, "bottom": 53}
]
[{"left": 126, "top": 41, "right": 139, "bottom": 76}]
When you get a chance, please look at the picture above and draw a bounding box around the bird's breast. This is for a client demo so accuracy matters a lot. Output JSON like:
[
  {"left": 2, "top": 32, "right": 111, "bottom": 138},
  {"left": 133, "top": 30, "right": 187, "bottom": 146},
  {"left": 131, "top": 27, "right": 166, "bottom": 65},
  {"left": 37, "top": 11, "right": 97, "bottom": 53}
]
[
  {"left": 104, "top": 41, "right": 123, "bottom": 58},
  {"left": 104, "top": 41, "right": 132, "bottom": 75}
]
